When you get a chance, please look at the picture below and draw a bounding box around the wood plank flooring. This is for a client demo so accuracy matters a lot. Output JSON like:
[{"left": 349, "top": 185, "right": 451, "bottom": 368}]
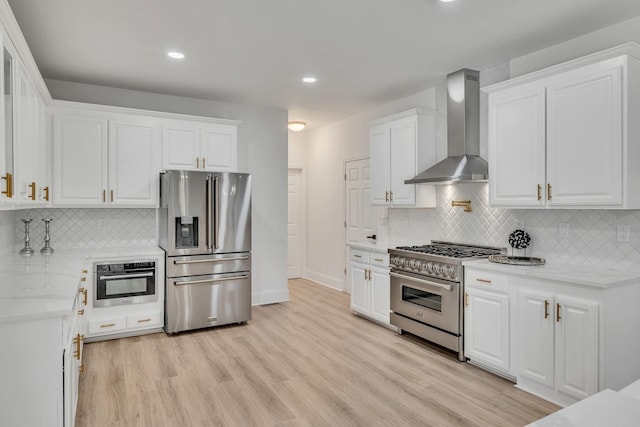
[{"left": 76, "top": 279, "right": 559, "bottom": 427}]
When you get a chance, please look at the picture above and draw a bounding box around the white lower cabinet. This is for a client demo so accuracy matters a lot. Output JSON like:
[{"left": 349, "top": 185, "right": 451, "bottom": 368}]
[
  {"left": 462, "top": 263, "right": 640, "bottom": 408},
  {"left": 517, "top": 287, "right": 599, "bottom": 404},
  {"left": 464, "top": 270, "right": 511, "bottom": 376},
  {"left": 349, "top": 247, "right": 390, "bottom": 325}
]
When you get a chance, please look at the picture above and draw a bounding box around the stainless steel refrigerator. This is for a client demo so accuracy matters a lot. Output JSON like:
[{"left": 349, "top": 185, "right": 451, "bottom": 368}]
[{"left": 159, "top": 170, "right": 251, "bottom": 333}]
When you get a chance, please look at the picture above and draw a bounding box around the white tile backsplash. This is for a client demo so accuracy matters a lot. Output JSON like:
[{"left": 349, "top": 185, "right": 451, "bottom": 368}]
[
  {"left": 389, "top": 183, "right": 640, "bottom": 272},
  {"left": 14, "top": 208, "right": 156, "bottom": 252}
]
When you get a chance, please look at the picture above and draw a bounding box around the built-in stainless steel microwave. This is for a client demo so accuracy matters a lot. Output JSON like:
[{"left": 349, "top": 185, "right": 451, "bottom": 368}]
[{"left": 94, "top": 260, "right": 157, "bottom": 307}]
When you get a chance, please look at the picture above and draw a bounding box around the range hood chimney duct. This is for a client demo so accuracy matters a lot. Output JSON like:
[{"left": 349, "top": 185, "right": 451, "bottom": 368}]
[{"left": 405, "top": 68, "right": 488, "bottom": 184}]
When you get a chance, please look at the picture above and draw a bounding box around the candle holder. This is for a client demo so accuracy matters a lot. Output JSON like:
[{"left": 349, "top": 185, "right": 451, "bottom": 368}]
[
  {"left": 41, "top": 218, "right": 54, "bottom": 255},
  {"left": 19, "top": 218, "right": 35, "bottom": 257}
]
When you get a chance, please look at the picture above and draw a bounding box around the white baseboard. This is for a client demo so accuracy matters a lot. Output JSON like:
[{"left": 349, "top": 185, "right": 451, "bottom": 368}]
[{"left": 304, "top": 269, "right": 345, "bottom": 292}]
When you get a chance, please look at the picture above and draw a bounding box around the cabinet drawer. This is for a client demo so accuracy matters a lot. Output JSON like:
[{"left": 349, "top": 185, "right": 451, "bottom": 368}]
[
  {"left": 465, "top": 269, "right": 509, "bottom": 293},
  {"left": 127, "top": 311, "right": 162, "bottom": 329},
  {"left": 370, "top": 253, "right": 389, "bottom": 268},
  {"left": 87, "top": 316, "right": 126, "bottom": 335},
  {"left": 350, "top": 248, "right": 370, "bottom": 263}
]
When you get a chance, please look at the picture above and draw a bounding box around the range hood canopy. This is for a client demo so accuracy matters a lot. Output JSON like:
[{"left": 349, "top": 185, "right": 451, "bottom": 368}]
[{"left": 405, "top": 68, "right": 488, "bottom": 184}]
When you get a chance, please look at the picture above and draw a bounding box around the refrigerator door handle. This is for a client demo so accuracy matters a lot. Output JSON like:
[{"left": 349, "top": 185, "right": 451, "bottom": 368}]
[
  {"left": 174, "top": 275, "right": 249, "bottom": 286},
  {"left": 173, "top": 256, "right": 249, "bottom": 265},
  {"left": 213, "top": 175, "right": 220, "bottom": 250},
  {"left": 206, "top": 176, "right": 213, "bottom": 251}
]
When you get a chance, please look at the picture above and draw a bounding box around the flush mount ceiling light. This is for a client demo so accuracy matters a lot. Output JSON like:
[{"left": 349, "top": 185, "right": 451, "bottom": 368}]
[
  {"left": 440, "top": 0, "right": 456, "bottom": 2},
  {"left": 167, "top": 51, "right": 185, "bottom": 59},
  {"left": 302, "top": 76, "right": 317, "bottom": 83},
  {"left": 288, "top": 121, "right": 307, "bottom": 132}
]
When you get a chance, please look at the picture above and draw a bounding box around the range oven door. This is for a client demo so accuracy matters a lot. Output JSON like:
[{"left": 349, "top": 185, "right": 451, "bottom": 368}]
[{"left": 390, "top": 270, "right": 460, "bottom": 335}]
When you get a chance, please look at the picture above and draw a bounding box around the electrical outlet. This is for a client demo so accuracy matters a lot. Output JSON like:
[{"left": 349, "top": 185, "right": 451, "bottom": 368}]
[
  {"left": 617, "top": 225, "right": 631, "bottom": 243},
  {"left": 559, "top": 223, "right": 570, "bottom": 238}
]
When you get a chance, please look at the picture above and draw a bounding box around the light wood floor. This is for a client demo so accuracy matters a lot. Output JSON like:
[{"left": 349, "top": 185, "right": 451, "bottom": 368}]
[{"left": 76, "top": 279, "right": 559, "bottom": 427}]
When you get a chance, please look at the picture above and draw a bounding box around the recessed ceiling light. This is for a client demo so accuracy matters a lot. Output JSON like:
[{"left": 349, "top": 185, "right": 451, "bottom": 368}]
[
  {"left": 302, "top": 76, "right": 317, "bottom": 83},
  {"left": 440, "top": 0, "right": 456, "bottom": 2},
  {"left": 167, "top": 51, "right": 185, "bottom": 59}
]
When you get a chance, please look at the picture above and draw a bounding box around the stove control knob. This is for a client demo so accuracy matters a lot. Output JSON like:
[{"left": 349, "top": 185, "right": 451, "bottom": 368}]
[
  {"left": 421, "top": 261, "right": 429, "bottom": 272},
  {"left": 434, "top": 264, "right": 442, "bottom": 274},
  {"left": 446, "top": 266, "right": 455, "bottom": 277},
  {"left": 410, "top": 260, "right": 419, "bottom": 270}
]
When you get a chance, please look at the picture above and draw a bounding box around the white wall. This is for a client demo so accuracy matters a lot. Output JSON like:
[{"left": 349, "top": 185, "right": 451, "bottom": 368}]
[
  {"left": 46, "top": 79, "right": 289, "bottom": 305},
  {"left": 302, "top": 88, "right": 438, "bottom": 291}
]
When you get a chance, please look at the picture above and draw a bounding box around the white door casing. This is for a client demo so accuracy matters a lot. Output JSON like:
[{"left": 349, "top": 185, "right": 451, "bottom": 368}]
[{"left": 288, "top": 168, "right": 304, "bottom": 279}]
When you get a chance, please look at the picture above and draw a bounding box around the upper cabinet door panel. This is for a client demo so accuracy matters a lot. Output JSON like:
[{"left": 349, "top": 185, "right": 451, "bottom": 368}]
[
  {"left": 369, "top": 124, "right": 390, "bottom": 205},
  {"left": 546, "top": 65, "right": 622, "bottom": 206},
  {"left": 162, "top": 123, "right": 199, "bottom": 170},
  {"left": 488, "top": 85, "right": 546, "bottom": 206},
  {"left": 389, "top": 117, "right": 417, "bottom": 206},
  {"left": 52, "top": 115, "right": 108, "bottom": 206},
  {"left": 109, "top": 119, "right": 160, "bottom": 206},
  {"left": 201, "top": 125, "right": 237, "bottom": 172}
]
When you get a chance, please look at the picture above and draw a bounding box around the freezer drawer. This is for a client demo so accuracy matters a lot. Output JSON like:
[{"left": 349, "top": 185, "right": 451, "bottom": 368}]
[
  {"left": 166, "top": 253, "right": 251, "bottom": 278},
  {"left": 165, "top": 271, "right": 251, "bottom": 333}
]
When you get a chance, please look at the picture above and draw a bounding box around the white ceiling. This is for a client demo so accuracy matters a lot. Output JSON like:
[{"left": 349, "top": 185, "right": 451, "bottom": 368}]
[{"left": 8, "top": 0, "right": 640, "bottom": 130}]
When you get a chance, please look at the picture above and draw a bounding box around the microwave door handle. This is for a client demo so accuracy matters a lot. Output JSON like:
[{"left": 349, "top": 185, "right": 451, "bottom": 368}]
[
  {"left": 389, "top": 272, "right": 453, "bottom": 292},
  {"left": 174, "top": 274, "right": 249, "bottom": 286},
  {"left": 99, "top": 272, "right": 154, "bottom": 280}
]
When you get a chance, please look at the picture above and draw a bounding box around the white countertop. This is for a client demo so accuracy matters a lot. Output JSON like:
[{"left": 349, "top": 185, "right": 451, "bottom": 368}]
[
  {"left": 0, "top": 246, "right": 164, "bottom": 324},
  {"left": 528, "top": 381, "right": 640, "bottom": 427},
  {"left": 463, "top": 259, "right": 640, "bottom": 288},
  {"left": 347, "top": 241, "right": 389, "bottom": 253}
]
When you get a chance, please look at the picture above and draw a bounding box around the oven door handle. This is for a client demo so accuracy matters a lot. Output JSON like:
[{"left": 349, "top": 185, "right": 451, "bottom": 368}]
[
  {"left": 99, "top": 272, "right": 154, "bottom": 280},
  {"left": 390, "top": 272, "right": 453, "bottom": 291},
  {"left": 173, "top": 256, "right": 249, "bottom": 265},
  {"left": 173, "top": 274, "right": 249, "bottom": 286}
]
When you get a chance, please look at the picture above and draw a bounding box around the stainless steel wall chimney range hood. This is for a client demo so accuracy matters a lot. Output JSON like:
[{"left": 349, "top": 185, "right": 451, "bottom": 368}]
[{"left": 405, "top": 69, "right": 488, "bottom": 184}]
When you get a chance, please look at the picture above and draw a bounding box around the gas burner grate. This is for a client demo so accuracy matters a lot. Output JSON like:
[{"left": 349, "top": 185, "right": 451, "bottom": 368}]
[{"left": 395, "top": 244, "right": 503, "bottom": 259}]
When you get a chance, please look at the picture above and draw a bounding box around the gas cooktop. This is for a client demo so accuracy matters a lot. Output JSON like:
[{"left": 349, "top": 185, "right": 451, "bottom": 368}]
[{"left": 394, "top": 241, "right": 504, "bottom": 259}]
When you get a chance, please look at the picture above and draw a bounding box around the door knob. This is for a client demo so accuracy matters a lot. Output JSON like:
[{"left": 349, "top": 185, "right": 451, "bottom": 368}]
[{"left": 366, "top": 234, "right": 377, "bottom": 240}]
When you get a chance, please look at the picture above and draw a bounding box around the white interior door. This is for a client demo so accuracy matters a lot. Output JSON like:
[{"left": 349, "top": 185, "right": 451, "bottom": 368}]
[
  {"left": 345, "top": 158, "right": 374, "bottom": 243},
  {"left": 288, "top": 168, "right": 303, "bottom": 279}
]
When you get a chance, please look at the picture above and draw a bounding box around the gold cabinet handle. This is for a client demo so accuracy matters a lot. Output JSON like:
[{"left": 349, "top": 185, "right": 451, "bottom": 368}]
[
  {"left": 556, "top": 303, "right": 561, "bottom": 322},
  {"left": 137, "top": 318, "right": 152, "bottom": 323},
  {"left": 43, "top": 186, "right": 49, "bottom": 201},
  {"left": 77, "top": 309, "right": 85, "bottom": 316},
  {"left": 100, "top": 323, "right": 116, "bottom": 328},
  {"left": 547, "top": 183, "right": 552, "bottom": 201},
  {"left": 79, "top": 287, "right": 88, "bottom": 305},
  {"left": 537, "top": 184, "right": 542, "bottom": 201},
  {"left": 476, "top": 278, "right": 492, "bottom": 284},
  {"left": 79, "top": 364, "right": 85, "bottom": 374},
  {"left": 374, "top": 258, "right": 383, "bottom": 262},
  {"left": 196, "top": 157, "right": 200, "bottom": 168},
  {"left": 1, "top": 172, "right": 12, "bottom": 198},
  {"left": 110, "top": 189, "right": 114, "bottom": 202},
  {"left": 202, "top": 157, "right": 206, "bottom": 168},
  {"left": 544, "top": 300, "right": 549, "bottom": 319},
  {"left": 389, "top": 191, "right": 393, "bottom": 201},
  {"left": 73, "top": 334, "right": 84, "bottom": 360},
  {"left": 385, "top": 191, "right": 389, "bottom": 202},
  {"left": 28, "top": 182, "right": 36, "bottom": 200},
  {"left": 102, "top": 190, "right": 106, "bottom": 202},
  {"left": 464, "top": 291, "right": 469, "bottom": 307},
  {"left": 82, "top": 269, "right": 88, "bottom": 274},
  {"left": 353, "top": 254, "right": 362, "bottom": 258}
]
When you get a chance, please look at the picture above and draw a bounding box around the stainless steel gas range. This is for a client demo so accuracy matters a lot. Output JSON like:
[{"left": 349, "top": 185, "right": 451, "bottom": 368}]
[{"left": 388, "top": 241, "right": 505, "bottom": 361}]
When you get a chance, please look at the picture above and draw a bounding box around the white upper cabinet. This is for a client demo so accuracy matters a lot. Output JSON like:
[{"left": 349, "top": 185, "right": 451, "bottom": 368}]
[
  {"left": 369, "top": 109, "right": 437, "bottom": 207},
  {"left": 486, "top": 49, "right": 640, "bottom": 209},
  {"left": 52, "top": 110, "right": 160, "bottom": 207},
  {"left": 162, "top": 119, "right": 237, "bottom": 172}
]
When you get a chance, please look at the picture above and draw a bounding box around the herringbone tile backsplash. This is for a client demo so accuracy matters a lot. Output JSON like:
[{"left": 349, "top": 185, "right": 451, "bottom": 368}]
[
  {"left": 389, "top": 183, "right": 640, "bottom": 272},
  {"left": 14, "top": 208, "right": 156, "bottom": 251}
]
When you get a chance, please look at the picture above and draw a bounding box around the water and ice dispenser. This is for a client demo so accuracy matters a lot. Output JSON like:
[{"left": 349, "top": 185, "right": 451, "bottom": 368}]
[{"left": 175, "top": 216, "right": 198, "bottom": 248}]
